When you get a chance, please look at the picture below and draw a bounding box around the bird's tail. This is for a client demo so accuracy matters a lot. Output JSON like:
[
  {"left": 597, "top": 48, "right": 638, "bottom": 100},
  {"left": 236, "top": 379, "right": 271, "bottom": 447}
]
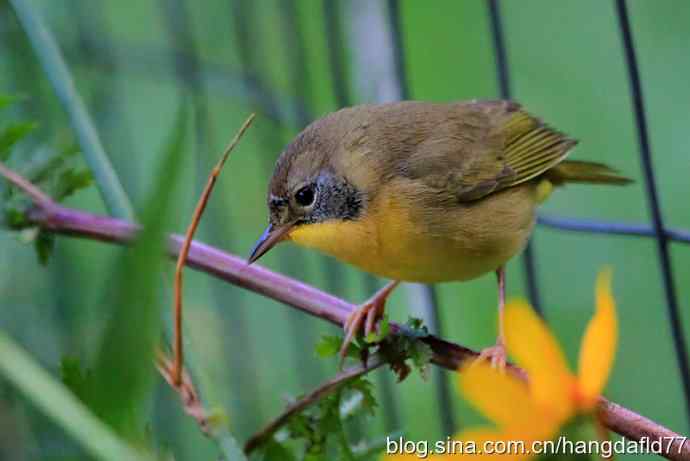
[{"left": 546, "top": 160, "right": 633, "bottom": 186}]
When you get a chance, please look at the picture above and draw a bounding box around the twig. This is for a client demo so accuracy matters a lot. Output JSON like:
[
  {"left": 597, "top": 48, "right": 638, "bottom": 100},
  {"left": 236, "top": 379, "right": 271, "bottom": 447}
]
[
  {"left": 244, "top": 354, "right": 385, "bottom": 454},
  {"left": 1, "top": 165, "right": 688, "bottom": 461},
  {"left": 171, "top": 113, "right": 255, "bottom": 386},
  {"left": 155, "top": 349, "right": 211, "bottom": 434},
  {"left": 0, "top": 162, "right": 54, "bottom": 207}
]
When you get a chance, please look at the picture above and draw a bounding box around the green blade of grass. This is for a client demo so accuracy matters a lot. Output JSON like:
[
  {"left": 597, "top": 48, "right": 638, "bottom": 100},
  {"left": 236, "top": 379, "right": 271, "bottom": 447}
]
[
  {"left": 0, "top": 332, "right": 153, "bottom": 461},
  {"left": 87, "top": 104, "right": 188, "bottom": 438},
  {"left": 9, "top": 0, "right": 134, "bottom": 220}
]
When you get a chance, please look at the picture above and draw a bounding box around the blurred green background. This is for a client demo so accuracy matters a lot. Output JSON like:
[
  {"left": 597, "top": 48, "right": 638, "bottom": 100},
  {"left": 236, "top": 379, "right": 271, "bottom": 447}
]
[{"left": 1, "top": 0, "right": 689, "bottom": 459}]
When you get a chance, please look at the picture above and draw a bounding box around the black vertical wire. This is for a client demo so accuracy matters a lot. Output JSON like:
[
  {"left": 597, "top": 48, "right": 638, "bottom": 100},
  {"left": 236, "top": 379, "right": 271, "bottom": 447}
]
[
  {"left": 387, "top": 0, "right": 457, "bottom": 436},
  {"left": 323, "top": 0, "right": 402, "bottom": 434},
  {"left": 230, "top": 0, "right": 325, "bottom": 389},
  {"left": 614, "top": 0, "right": 690, "bottom": 423},
  {"left": 486, "top": 0, "right": 543, "bottom": 317},
  {"left": 159, "top": 0, "right": 264, "bottom": 435}
]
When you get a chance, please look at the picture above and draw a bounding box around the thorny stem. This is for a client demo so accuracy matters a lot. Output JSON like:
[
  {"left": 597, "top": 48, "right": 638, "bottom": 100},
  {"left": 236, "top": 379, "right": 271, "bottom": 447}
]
[
  {"left": 243, "top": 354, "right": 385, "bottom": 454},
  {"left": 1, "top": 162, "right": 689, "bottom": 461},
  {"left": 171, "top": 113, "right": 255, "bottom": 386},
  {"left": 155, "top": 349, "right": 211, "bottom": 434}
]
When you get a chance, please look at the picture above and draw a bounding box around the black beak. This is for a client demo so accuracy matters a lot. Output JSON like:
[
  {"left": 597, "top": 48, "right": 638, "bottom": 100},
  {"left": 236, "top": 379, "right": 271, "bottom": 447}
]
[{"left": 247, "top": 223, "right": 293, "bottom": 264}]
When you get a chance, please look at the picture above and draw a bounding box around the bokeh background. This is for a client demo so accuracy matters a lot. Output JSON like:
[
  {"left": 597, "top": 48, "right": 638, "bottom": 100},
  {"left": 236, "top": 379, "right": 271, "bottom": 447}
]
[{"left": 1, "top": 0, "right": 689, "bottom": 459}]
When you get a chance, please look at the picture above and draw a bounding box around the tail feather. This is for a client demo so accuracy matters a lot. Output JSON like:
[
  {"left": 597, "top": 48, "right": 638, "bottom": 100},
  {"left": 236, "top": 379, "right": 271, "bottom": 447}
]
[{"left": 546, "top": 160, "right": 633, "bottom": 186}]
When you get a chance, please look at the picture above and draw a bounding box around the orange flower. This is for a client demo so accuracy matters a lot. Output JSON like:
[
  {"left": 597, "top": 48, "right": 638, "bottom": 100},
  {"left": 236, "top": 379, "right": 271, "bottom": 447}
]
[{"left": 384, "top": 269, "right": 617, "bottom": 460}]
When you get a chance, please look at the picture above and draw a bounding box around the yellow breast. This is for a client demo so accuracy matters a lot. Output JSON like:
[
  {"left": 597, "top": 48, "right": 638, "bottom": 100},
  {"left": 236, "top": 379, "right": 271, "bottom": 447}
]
[{"left": 288, "top": 180, "right": 537, "bottom": 283}]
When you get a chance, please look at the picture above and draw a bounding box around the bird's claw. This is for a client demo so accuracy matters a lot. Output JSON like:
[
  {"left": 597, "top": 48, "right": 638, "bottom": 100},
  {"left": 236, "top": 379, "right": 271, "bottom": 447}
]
[
  {"left": 338, "top": 300, "right": 384, "bottom": 368},
  {"left": 476, "top": 342, "right": 507, "bottom": 370}
]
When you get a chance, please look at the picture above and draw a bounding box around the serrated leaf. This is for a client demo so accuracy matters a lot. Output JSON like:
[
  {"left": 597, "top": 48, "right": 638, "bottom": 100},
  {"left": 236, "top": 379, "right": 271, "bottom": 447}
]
[
  {"left": 342, "top": 378, "right": 377, "bottom": 418},
  {"left": 315, "top": 335, "right": 342, "bottom": 358},
  {"left": 0, "top": 121, "right": 37, "bottom": 161},
  {"left": 364, "top": 314, "right": 390, "bottom": 344},
  {"left": 377, "top": 317, "right": 434, "bottom": 382},
  {"left": 404, "top": 317, "right": 430, "bottom": 338},
  {"left": 315, "top": 334, "right": 360, "bottom": 360},
  {"left": 409, "top": 341, "right": 433, "bottom": 380}
]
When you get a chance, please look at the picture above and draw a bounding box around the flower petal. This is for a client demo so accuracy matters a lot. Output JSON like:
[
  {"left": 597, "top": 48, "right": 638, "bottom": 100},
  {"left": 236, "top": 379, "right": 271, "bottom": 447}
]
[
  {"left": 578, "top": 268, "right": 618, "bottom": 408},
  {"left": 459, "top": 360, "right": 542, "bottom": 428},
  {"left": 504, "top": 300, "right": 575, "bottom": 422}
]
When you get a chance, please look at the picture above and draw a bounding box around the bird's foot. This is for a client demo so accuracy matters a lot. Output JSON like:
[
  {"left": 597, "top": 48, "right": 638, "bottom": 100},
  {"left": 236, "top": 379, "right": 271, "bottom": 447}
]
[
  {"left": 338, "top": 299, "right": 385, "bottom": 366},
  {"left": 477, "top": 342, "right": 507, "bottom": 370},
  {"left": 338, "top": 281, "right": 399, "bottom": 368}
]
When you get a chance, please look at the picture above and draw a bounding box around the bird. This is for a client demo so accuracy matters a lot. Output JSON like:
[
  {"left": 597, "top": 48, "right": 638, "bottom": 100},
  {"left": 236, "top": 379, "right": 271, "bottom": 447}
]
[{"left": 248, "top": 100, "right": 631, "bottom": 367}]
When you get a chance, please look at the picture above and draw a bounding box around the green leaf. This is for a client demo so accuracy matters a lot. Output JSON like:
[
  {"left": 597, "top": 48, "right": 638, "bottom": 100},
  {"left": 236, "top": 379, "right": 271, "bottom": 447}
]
[
  {"left": 315, "top": 335, "right": 342, "bottom": 358},
  {"left": 274, "top": 376, "right": 380, "bottom": 460},
  {"left": 364, "top": 314, "right": 389, "bottom": 344},
  {"left": 0, "top": 331, "right": 153, "bottom": 461},
  {"left": 10, "top": 0, "right": 134, "bottom": 219},
  {"left": 403, "top": 317, "right": 430, "bottom": 338},
  {"left": 344, "top": 378, "right": 377, "bottom": 417},
  {"left": 0, "top": 121, "right": 36, "bottom": 161},
  {"left": 4, "top": 195, "right": 32, "bottom": 227},
  {"left": 315, "top": 334, "right": 360, "bottom": 360},
  {"left": 86, "top": 104, "right": 188, "bottom": 439},
  {"left": 0, "top": 94, "right": 19, "bottom": 110},
  {"left": 377, "top": 317, "right": 433, "bottom": 382},
  {"left": 408, "top": 341, "right": 433, "bottom": 380},
  {"left": 260, "top": 441, "right": 297, "bottom": 461},
  {"left": 34, "top": 230, "right": 54, "bottom": 265},
  {"left": 60, "top": 356, "right": 91, "bottom": 402},
  {"left": 54, "top": 166, "right": 92, "bottom": 200},
  {"left": 2, "top": 143, "right": 92, "bottom": 263}
]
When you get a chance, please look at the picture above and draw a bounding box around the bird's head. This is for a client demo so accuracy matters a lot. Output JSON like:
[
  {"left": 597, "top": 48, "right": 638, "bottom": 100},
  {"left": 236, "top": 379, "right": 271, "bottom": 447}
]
[{"left": 248, "top": 113, "right": 366, "bottom": 264}]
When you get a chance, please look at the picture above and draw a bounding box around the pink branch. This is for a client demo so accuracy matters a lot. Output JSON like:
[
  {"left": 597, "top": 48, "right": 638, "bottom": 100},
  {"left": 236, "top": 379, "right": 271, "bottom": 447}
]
[{"left": 0, "top": 161, "right": 684, "bottom": 460}]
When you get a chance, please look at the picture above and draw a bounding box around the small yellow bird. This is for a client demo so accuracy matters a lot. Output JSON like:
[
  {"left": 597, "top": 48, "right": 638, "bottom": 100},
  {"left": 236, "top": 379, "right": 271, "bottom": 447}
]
[{"left": 249, "top": 100, "right": 630, "bottom": 366}]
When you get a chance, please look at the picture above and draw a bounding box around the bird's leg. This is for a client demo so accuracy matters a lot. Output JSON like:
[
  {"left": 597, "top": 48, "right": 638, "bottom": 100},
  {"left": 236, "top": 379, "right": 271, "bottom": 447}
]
[
  {"left": 477, "top": 266, "right": 507, "bottom": 369},
  {"left": 339, "top": 280, "right": 400, "bottom": 363}
]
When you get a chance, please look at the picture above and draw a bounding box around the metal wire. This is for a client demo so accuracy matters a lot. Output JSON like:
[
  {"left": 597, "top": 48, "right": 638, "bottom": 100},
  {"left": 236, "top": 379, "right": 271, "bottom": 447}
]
[
  {"left": 539, "top": 215, "right": 690, "bottom": 244},
  {"left": 614, "top": 0, "right": 690, "bottom": 423},
  {"left": 487, "top": 0, "right": 690, "bottom": 426},
  {"left": 50, "top": 0, "right": 690, "bottom": 438},
  {"left": 486, "top": 0, "right": 543, "bottom": 316},
  {"left": 387, "top": 0, "right": 457, "bottom": 436}
]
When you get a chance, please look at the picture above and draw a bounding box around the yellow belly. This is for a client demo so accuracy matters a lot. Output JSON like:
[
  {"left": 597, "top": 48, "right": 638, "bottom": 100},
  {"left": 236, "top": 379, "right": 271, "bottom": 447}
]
[{"left": 288, "top": 182, "right": 537, "bottom": 283}]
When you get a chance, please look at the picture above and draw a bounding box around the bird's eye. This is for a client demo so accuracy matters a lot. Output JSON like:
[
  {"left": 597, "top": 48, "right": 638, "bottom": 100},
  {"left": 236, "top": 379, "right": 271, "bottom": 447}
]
[{"left": 295, "top": 185, "right": 315, "bottom": 207}]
